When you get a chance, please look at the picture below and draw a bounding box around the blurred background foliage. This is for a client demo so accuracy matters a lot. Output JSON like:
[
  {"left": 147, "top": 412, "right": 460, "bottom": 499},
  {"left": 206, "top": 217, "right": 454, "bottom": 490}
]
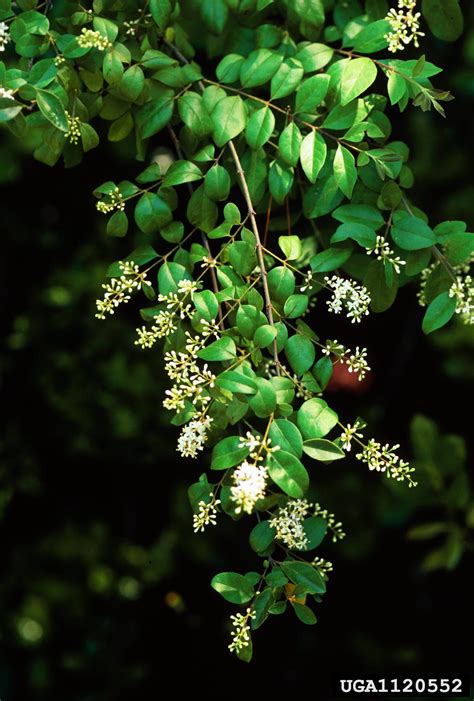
[{"left": 1, "top": 5, "right": 474, "bottom": 699}]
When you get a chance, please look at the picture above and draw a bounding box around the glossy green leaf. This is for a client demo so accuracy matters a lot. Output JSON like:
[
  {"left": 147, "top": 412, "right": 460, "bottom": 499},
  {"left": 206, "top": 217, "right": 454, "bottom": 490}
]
[
  {"left": 270, "top": 57, "right": 304, "bottom": 99},
  {"left": 135, "top": 193, "right": 172, "bottom": 233},
  {"left": 300, "top": 130, "right": 327, "bottom": 184},
  {"left": 302, "top": 439, "right": 345, "bottom": 461},
  {"left": 297, "top": 398, "right": 338, "bottom": 440},
  {"left": 204, "top": 164, "right": 231, "bottom": 201},
  {"left": 340, "top": 58, "right": 378, "bottom": 106},
  {"left": 280, "top": 560, "right": 326, "bottom": 594},
  {"left": 391, "top": 212, "right": 436, "bottom": 250},
  {"left": 212, "top": 96, "right": 247, "bottom": 146},
  {"left": 211, "top": 572, "right": 254, "bottom": 603},
  {"left": 240, "top": 49, "right": 283, "bottom": 88},
  {"left": 295, "top": 74, "right": 330, "bottom": 113},
  {"left": 269, "top": 419, "right": 304, "bottom": 458},
  {"left": 163, "top": 160, "right": 203, "bottom": 187},
  {"left": 267, "top": 450, "right": 309, "bottom": 498},
  {"left": 333, "top": 144, "right": 357, "bottom": 198},
  {"left": 285, "top": 335, "right": 316, "bottom": 376},
  {"left": 211, "top": 436, "right": 249, "bottom": 470},
  {"left": 278, "top": 122, "right": 303, "bottom": 167},
  {"left": 245, "top": 107, "right": 275, "bottom": 149},
  {"left": 198, "top": 337, "right": 237, "bottom": 362},
  {"left": 422, "top": 291, "right": 457, "bottom": 334}
]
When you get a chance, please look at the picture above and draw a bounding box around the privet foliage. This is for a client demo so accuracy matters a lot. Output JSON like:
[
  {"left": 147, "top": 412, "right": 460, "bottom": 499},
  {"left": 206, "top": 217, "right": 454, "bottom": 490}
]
[{"left": 1, "top": 0, "right": 472, "bottom": 660}]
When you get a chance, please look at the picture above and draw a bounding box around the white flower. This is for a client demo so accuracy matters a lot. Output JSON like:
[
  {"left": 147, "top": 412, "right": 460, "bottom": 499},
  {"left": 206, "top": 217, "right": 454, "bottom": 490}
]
[
  {"left": 322, "top": 339, "right": 346, "bottom": 357},
  {"left": 0, "top": 86, "right": 14, "bottom": 100},
  {"left": 299, "top": 270, "right": 313, "bottom": 292},
  {"left": 449, "top": 274, "right": 474, "bottom": 325},
  {"left": 96, "top": 187, "right": 125, "bottom": 214},
  {"left": 0, "top": 21, "right": 11, "bottom": 53},
  {"left": 356, "top": 438, "right": 417, "bottom": 486},
  {"left": 345, "top": 346, "right": 371, "bottom": 381},
  {"left": 230, "top": 461, "right": 268, "bottom": 514},
  {"left": 269, "top": 499, "right": 312, "bottom": 550},
  {"left": 177, "top": 415, "right": 213, "bottom": 458},
  {"left": 77, "top": 28, "right": 112, "bottom": 51},
  {"left": 193, "top": 493, "right": 220, "bottom": 532},
  {"left": 313, "top": 502, "right": 346, "bottom": 542},
  {"left": 228, "top": 608, "right": 256, "bottom": 653},
  {"left": 324, "top": 275, "right": 371, "bottom": 323},
  {"left": 367, "top": 235, "right": 406, "bottom": 274},
  {"left": 340, "top": 422, "right": 364, "bottom": 452},
  {"left": 65, "top": 111, "right": 81, "bottom": 145},
  {"left": 95, "top": 261, "right": 148, "bottom": 319},
  {"left": 385, "top": 0, "right": 425, "bottom": 53}
]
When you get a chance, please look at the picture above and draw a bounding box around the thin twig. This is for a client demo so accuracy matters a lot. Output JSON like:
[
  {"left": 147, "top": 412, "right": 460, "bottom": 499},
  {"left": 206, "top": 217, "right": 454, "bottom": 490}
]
[{"left": 228, "top": 140, "right": 281, "bottom": 374}]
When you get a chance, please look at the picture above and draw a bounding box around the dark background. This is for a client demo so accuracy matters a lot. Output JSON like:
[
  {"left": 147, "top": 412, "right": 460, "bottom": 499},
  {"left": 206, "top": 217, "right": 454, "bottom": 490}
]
[{"left": 1, "top": 13, "right": 474, "bottom": 700}]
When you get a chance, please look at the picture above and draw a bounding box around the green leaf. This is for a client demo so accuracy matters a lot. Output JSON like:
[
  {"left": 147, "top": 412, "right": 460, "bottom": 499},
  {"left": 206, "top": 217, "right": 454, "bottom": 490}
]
[
  {"left": 294, "top": 0, "right": 325, "bottom": 26},
  {"left": 280, "top": 560, "right": 326, "bottom": 594},
  {"left": 302, "top": 438, "right": 345, "bottom": 461},
  {"left": 251, "top": 588, "right": 274, "bottom": 630},
  {"left": 297, "top": 398, "right": 338, "bottom": 440},
  {"left": 340, "top": 58, "right": 378, "bottom": 106},
  {"left": 279, "top": 235, "right": 302, "bottom": 260},
  {"left": 284, "top": 294, "right": 308, "bottom": 318},
  {"left": 253, "top": 325, "right": 278, "bottom": 348},
  {"left": 240, "top": 49, "right": 283, "bottom": 88},
  {"left": 422, "top": 0, "right": 463, "bottom": 42},
  {"left": 250, "top": 521, "right": 276, "bottom": 552},
  {"left": 333, "top": 203, "right": 385, "bottom": 229},
  {"left": 388, "top": 72, "right": 407, "bottom": 106},
  {"left": 193, "top": 289, "right": 218, "bottom": 321},
  {"left": 292, "top": 602, "right": 318, "bottom": 625},
  {"left": 270, "top": 57, "right": 304, "bottom": 99},
  {"left": 267, "top": 451, "right": 309, "bottom": 498},
  {"left": 135, "top": 193, "right": 172, "bottom": 234},
  {"left": 268, "top": 160, "right": 294, "bottom": 204},
  {"left": 303, "top": 516, "right": 327, "bottom": 549},
  {"left": 149, "top": 0, "right": 171, "bottom": 30},
  {"left": 211, "top": 436, "right": 249, "bottom": 470},
  {"left": 267, "top": 266, "right": 295, "bottom": 303},
  {"left": 178, "top": 92, "right": 213, "bottom": 139},
  {"left": 330, "top": 222, "right": 377, "bottom": 248},
  {"left": 211, "top": 572, "right": 254, "bottom": 604},
  {"left": 204, "top": 164, "right": 231, "bottom": 201},
  {"left": 285, "top": 335, "right": 315, "bottom": 376},
  {"left": 201, "top": 0, "right": 229, "bottom": 34},
  {"left": 229, "top": 241, "right": 257, "bottom": 276},
  {"left": 310, "top": 247, "right": 351, "bottom": 273},
  {"left": 35, "top": 89, "right": 67, "bottom": 132},
  {"left": 443, "top": 233, "right": 474, "bottom": 266},
  {"left": 391, "top": 211, "right": 436, "bottom": 250},
  {"left": 216, "top": 368, "right": 257, "bottom": 395},
  {"left": 245, "top": 107, "right": 275, "bottom": 150},
  {"left": 295, "top": 43, "right": 334, "bottom": 72},
  {"left": 295, "top": 74, "right": 330, "bottom": 113},
  {"left": 135, "top": 90, "right": 174, "bottom": 139},
  {"left": 198, "top": 337, "right": 237, "bottom": 362},
  {"left": 351, "top": 19, "right": 390, "bottom": 53},
  {"left": 212, "top": 95, "right": 247, "bottom": 146},
  {"left": 333, "top": 144, "right": 357, "bottom": 198},
  {"left": 163, "top": 160, "right": 203, "bottom": 187},
  {"left": 157, "top": 262, "right": 191, "bottom": 295},
  {"left": 187, "top": 186, "right": 218, "bottom": 233},
  {"left": 269, "top": 419, "right": 303, "bottom": 458},
  {"left": 216, "top": 53, "right": 245, "bottom": 84},
  {"left": 278, "top": 123, "right": 303, "bottom": 167},
  {"left": 300, "top": 130, "right": 327, "bottom": 184},
  {"left": 422, "top": 291, "right": 457, "bottom": 334},
  {"left": 106, "top": 210, "right": 128, "bottom": 237},
  {"left": 363, "top": 260, "right": 398, "bottom": 312},
  {"left": 248, "top": 378, "right": 277, "bottom": 418}
]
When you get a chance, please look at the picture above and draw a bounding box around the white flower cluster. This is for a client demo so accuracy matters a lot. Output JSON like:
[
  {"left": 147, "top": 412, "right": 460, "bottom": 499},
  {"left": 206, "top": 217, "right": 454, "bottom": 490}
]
[
  {"left": 324, "top": 275, "right": 371, "bottom": 323},
  {"left": 449, "top": 275, "right": 474, "bottom": 325},
  {"left": 134, "top": 280, "right": 199, "bottom": 350},
  {"left": 96, "top": 186, "right": 125, "bottom": 214},
  {"left": 164, "top": 333, "right": 216, "bottom": 413},
  {"left": 177, "top": 415, "right": 213, "bottom": 458},
  {"left": 230, "top": 461, "right": 268, "bottom": 515},
  {"left": 340, "top": 422, "right": 364, "bottom": 452},
  {"left": 0, "top": 86, "right": 14, "bottom": 100},
  {"left": 269, "top": 498, "right": 312, "bottom": 551},
  {"left": 65, "top": 111, "right": 81, "bottom": 145},
  {"left": 299, "top": 270, "right": 314, "bottom": 292},
  {"left": 385, "top": 0, "right": 425, "bottom": 53},
  {"left": 322, "top": 339, "right": 371, "bottom": 381},
  {"left": 314, "top": 502, "right": 346, "bottom": 542},
  {"left": 77, "top": 28, "right": 112, "bottom": 51},
  {"left": 312, "top": 556, "right": 334, "bottom": 577},
  {"left": 0, "top": 21, "right": 10, "bottom": 53},
  {"left": 239, "top": 431, "right": 280, "bottom": 462},
  {"left": 193, "top": 492, "right": 220, "bottom": 532},
  {"left": 357, "top": 439, "right": 417, "bottom": 486},
  {"left": 95, "top": 261, "right": 150, "bottom": 319},
  {"left": 228, "top": 608, "right": 256, "bottom": 653},
  {"left": 367, "top": 235, "right": 406, "bottom": 274},
  {"left": 124, "top": 18, "right": 140, "bottom": 36}
]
